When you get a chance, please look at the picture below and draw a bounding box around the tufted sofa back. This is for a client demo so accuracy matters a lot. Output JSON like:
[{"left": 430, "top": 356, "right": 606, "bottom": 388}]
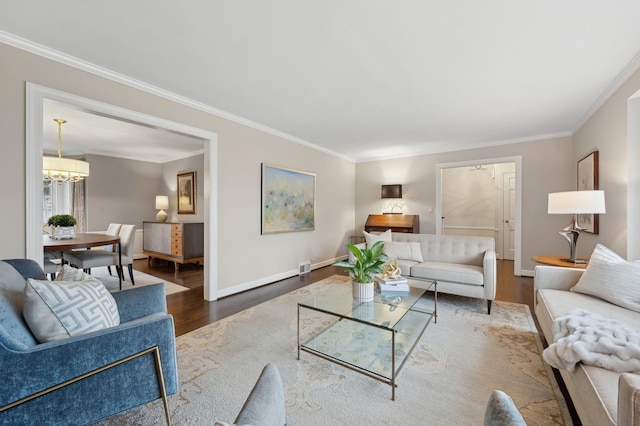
[
  {"left": 391, "top": 233, "right": 495, "bottom": 266},
  {"left": 0, "top": 259, "right": 45, "bottom": 350}
]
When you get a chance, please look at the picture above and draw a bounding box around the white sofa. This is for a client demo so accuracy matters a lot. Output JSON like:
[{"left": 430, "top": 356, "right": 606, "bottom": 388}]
[
  {"left": 354, "top": 232, "right": 496, "bottom": 314},
  {"left": 534, "top": 264, "right": 640, "bottom": 425}
]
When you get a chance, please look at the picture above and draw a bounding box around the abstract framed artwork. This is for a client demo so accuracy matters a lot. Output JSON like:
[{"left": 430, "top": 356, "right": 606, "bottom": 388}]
[
  {"left": 261, "top": 163, "right": 315, "bottom": 234},
  {"left": 177, "top": 171, "right": 196, "bottom": 214},
  {"left": 577, "top": 151, "right": 599, "bottom": 234}
]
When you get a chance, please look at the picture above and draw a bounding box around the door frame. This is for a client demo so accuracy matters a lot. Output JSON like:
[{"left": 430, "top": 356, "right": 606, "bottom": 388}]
[
  {"left": 435, "top": 156, "right": 523, "bottom": 275},
  {"left": 25, "top": 83, "right": 220, "bottom": 300}
]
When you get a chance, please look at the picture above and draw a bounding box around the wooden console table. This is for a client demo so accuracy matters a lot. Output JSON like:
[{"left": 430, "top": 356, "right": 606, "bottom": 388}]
[
  {"left": 143, "top": 222, "right": 204, "bottom": 271},
  {"left": 532, "top": 255, "right": 588, "bottom": 269}
]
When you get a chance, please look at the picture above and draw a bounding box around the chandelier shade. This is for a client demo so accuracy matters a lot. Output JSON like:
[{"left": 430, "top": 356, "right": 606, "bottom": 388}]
[{"left": 43, "top": 118, "right": 90, "bottom": 183}]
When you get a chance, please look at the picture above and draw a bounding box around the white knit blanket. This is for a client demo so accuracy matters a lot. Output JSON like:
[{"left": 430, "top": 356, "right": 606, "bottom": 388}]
[{"left": 542, "top": 309, "right": 640, "bottom": 373}]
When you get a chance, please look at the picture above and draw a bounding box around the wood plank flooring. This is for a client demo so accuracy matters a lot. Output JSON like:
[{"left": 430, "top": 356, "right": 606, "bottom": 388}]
[{"left": 133, "top": 258, "right": 533, "bottom": 337}]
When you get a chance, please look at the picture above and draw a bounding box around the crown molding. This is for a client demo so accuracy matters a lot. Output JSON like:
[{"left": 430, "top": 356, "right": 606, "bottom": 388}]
[
  {"left": 356, "top": 131, "right": 573, "bottom": 163},
  {"left": 0, "top": 30, "right": 355, "bottom": 163},
  {"left": 572, "top": 49, "right": 640, "bottom": 132}
]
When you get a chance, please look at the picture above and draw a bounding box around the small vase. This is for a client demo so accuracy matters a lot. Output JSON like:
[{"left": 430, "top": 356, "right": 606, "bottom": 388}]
[{"left": 352, "top": 281, "right": 374, "bottom": 302}]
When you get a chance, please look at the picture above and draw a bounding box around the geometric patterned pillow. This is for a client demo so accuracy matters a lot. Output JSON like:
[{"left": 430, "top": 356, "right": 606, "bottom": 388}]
[{"left": 23, "top": 277, "right": 120, "bottom": 343}]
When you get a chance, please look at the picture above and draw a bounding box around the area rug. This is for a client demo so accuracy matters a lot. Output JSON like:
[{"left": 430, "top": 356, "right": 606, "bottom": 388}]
[
  {"left": 97, "top": 275, "right": 570, "bottom": 425},
  {"left": 87, "top": 267, "right": 189, "bottom": 295}
]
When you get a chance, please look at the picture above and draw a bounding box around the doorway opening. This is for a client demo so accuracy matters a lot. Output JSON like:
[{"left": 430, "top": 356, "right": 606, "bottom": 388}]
[
  {"left": 25, "top": 83, "right": 220, "bottom": 300},
  {"left": 435, "top": 156, "right": 522, "bottom": 275}
]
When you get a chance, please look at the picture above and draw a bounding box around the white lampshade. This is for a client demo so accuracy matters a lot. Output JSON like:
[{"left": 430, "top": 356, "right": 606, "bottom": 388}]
[
  {"left": 155, "top": 195, "right": 169, "bottom": 210},
  {"left": 548, "top": 190, "right": 606, "bottom": 214},
  {"left": 43, "top": 156, "right": 90, "bottom": 181}
]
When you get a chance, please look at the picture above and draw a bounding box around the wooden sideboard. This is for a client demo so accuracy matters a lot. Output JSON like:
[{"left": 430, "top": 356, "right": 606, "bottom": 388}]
[
  {"left": 364, "top": 214, "right": 420, "bottom": 234},
  {"left": 143, "top": 221, "right": 204, "bottom": 271}
]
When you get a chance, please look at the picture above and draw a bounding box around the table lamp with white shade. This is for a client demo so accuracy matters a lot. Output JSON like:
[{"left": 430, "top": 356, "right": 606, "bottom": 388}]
[
  {"left": 547, "top": 190, "right": 606, "bottom": 263},
  {"left": 155, "top": 195, "right": 169, "bottom": 222}
]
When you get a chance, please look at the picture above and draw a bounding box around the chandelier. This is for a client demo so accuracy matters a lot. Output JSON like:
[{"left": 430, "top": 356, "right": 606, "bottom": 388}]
[{"left": 43, "top": 118, "right": 90, "bottom": 183}]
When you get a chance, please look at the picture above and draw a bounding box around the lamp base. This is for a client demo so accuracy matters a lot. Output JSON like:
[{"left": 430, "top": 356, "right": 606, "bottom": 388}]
[{"left": 156, "top": 209, "right": 168, "bottom": 222}]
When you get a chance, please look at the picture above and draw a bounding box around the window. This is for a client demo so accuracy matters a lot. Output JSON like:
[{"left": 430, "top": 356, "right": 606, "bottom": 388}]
[{"left": 43, "top": 180, "right": 73, "bottom": 224}]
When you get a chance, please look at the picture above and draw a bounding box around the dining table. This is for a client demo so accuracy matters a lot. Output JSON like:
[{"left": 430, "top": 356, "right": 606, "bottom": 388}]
[{"left": 43, "top": 232, "right": 122, "bottom": 289}]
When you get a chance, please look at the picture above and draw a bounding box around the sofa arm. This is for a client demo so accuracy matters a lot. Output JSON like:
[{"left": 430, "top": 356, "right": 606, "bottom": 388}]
[
  {"left": 111, "top": 283, "right": 167, "bottom": 323},
  {"left": 618, "top": 373, "right": 640, "bottom": 425},
  {"left": 234, "top": 363, "right": 285, "bottom": 426},
  {"left": 482, "top": 249, "right": 497, "bottom": 300},
  {"left": 533, "top": 266, "right": 583, "bottom": 292}
]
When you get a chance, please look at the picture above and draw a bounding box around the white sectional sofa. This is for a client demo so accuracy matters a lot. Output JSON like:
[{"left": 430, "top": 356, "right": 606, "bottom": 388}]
[
  {"left": 534, "top": 245, "right": 640, "bottom": 426},
  {"left": 353, "top": 231, "right": 496, "bottom": 313}
]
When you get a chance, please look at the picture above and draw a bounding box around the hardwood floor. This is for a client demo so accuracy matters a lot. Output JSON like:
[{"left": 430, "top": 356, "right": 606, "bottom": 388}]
[{"left": 134, "top": 258, "right": 534, "bottom": 337}]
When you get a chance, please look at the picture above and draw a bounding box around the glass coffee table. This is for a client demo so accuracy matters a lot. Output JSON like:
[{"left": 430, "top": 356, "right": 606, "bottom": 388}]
[{"left": 297, "top": 279, "right": 436, "bottom": 400}]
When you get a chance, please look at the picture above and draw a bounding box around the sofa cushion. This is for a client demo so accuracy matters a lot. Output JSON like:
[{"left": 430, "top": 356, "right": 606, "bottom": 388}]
[
  {"left": 571, "top": 244, "right": 640, "bottom": 312},
  {"left": 535, "top": 288, "right": 627, "bottom": 425},
  {"left": 383, "top": 241, "right": 424, "bottom": 262},
  {"left": 364, "top": 229, "right": 392, "bottom": 245},
  {"left": 23, "top": 276, "right": 120, "bottom": 343},
  {"left": 0, "top": 261, "right": 38, "bottom": 349},
  {"left": 411, "top": 262, "right": 484, "bottom": 285}
]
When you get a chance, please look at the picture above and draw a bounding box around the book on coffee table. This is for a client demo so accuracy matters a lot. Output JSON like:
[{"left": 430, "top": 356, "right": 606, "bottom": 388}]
[{"left": 375, "top": 275, "right": 409, "bottom": 293}]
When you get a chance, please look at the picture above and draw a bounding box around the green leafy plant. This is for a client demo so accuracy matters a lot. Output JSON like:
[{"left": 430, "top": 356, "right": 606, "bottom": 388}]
[
  {"left": 333, "top": 240, "right": 389, "bottom": 283},
  {"left": 47, "top": 214, "right": 77, "bottom": 227}
]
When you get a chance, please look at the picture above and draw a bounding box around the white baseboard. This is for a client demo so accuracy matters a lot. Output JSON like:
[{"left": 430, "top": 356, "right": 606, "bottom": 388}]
[{"left": 216, "top": 256, "right": 343, "bottom": 299}]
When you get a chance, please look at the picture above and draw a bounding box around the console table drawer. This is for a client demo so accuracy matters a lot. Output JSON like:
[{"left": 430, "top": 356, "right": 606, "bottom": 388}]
[{"left": 143, "top": 221, "right": 204, "bottom": 271}]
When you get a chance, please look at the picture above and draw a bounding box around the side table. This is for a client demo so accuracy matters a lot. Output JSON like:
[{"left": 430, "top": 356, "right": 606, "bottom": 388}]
[{"left": 532, "top": 255, "right": 588, "bottom": 269}]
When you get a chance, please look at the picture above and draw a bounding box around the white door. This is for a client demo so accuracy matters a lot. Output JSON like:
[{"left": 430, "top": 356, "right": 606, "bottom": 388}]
[{"left": 502, "top": 172, "right": 516, "bottom": 260}]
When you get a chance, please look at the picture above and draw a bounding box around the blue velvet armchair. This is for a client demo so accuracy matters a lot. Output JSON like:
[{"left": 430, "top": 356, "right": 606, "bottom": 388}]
[{"left": 0, "top": 259, "right": 178, "bottom": 425}]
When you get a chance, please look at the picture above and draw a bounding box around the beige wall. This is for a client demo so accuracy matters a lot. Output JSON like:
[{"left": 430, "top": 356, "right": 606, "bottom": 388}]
[
  {"left": 573, "top": 67, "right": 640, "bottom": 260},
  {"left": 86, "top": 154, "right": 162, "bottom": 231},
  {"left": 356, "top": 136, "right": 575, "bottom": 273},
  {"left": 3, "top": 38, "right": 639, "bottom": 285},
  {"left": 0, "top": 43, "right": 355, "bottom": 294},
  {"left": 160, "top": 154, "right": 206, "bottom": 224}
]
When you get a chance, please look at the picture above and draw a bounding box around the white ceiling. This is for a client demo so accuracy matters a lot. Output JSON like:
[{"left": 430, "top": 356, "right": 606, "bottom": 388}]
[
  {"left": 3, "top": 1, "right": 640, "bottom": 162},
  {"left": 42, "top": 100, "right": 205, "bottom": 163}
]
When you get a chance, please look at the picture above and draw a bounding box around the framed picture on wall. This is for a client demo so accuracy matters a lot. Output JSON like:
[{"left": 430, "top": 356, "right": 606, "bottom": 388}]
[
  {"left": 261, "top": 163, "right": 315, "bottom": 234},
  {"left": 577, "top": 151, "right": 599, "bottom": 234},
  {"left": 177, "top": 171, "right": 196, "bottom": 214}
]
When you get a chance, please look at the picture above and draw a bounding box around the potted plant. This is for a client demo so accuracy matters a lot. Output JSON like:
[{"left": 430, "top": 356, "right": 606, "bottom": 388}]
[
  {"left": 334, "top": 240, "right": 388, "bottom": 302},
  {"left": 47, "top": 214, "right": 77, "bottom": 240}
]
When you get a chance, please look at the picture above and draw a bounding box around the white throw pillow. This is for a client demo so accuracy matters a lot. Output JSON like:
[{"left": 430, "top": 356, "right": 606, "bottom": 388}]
[
  {"left": 364, "top": 229, "right": 392, "bottom": 246},
  {"left": 55, "top": 264, "right": 93, "bottom": 281},
  {"left": 23, "top": 277, "right": 120, "bottom": 343},
  {"left": 571, "top": 244, "right": 640, "bottom": 312},
  {"left": 383, "top": 241, "right": 424, "bottom": 262}
]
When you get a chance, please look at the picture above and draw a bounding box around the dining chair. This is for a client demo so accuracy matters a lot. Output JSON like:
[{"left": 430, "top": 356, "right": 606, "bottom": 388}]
[{"left": 65, "top": 224, "right": 136, "bottom": 285}]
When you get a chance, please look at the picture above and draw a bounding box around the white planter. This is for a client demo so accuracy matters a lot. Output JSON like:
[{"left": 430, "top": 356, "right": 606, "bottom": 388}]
[
  {"left": 352, "top": 281, "right": 374, "bottom": 302},
  {"left": 50, "top": 226, "right": 75, "bottom": 240}
]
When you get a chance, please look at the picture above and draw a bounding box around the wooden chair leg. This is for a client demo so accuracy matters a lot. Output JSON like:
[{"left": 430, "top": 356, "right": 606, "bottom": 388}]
[
  {"left": 128, "top": 264, "right": 135, "bottom": 285},
  {"left": 107, "top": 266, "right": 113, "bottom": 276}
]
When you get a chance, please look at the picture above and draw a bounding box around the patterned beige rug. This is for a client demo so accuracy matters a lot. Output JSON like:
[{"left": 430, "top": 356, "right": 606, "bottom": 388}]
[{"left": 98, "top": 275, "right": 570, "bottom": 425}]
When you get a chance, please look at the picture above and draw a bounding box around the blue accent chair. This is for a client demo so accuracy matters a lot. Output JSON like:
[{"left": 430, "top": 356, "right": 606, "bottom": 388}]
[{"left": 0, "top": 259, "right": 178, "bottom": 425}]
